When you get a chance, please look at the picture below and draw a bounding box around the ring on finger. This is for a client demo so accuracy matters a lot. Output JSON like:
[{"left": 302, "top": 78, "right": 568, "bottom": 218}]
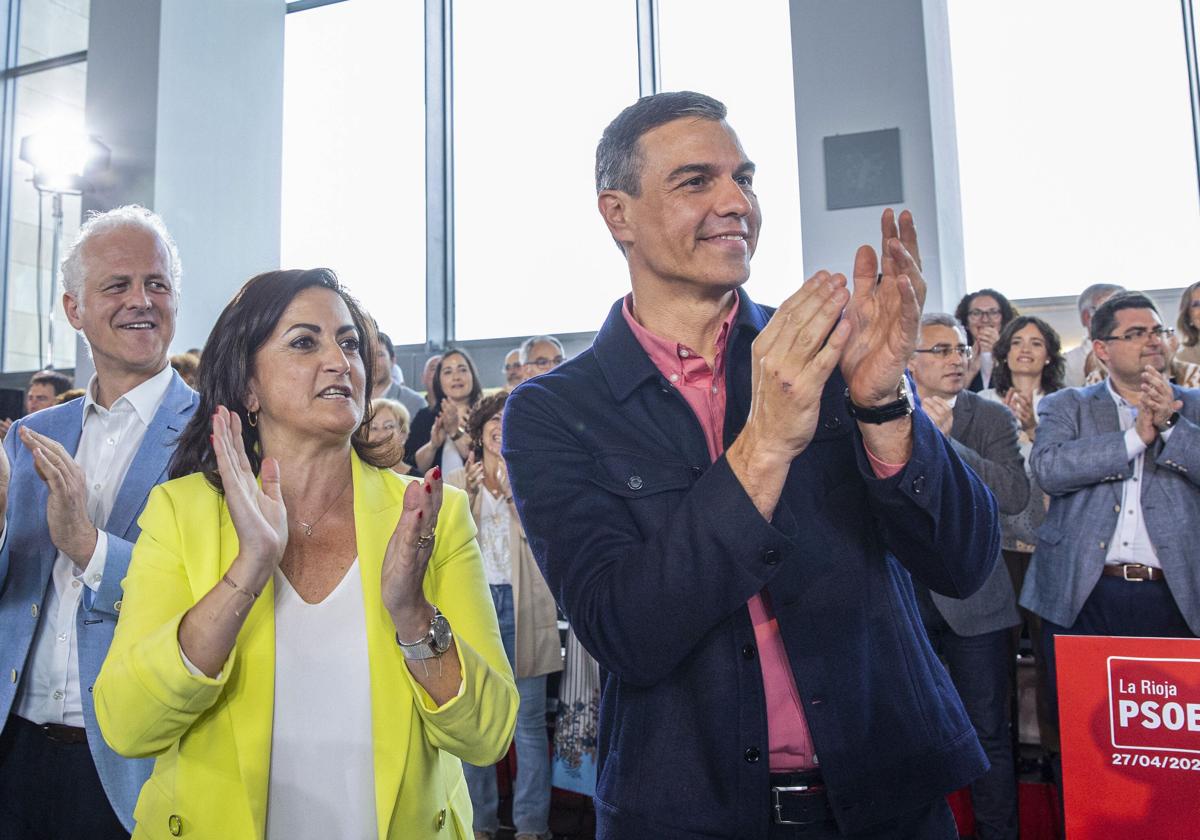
[{"left": 415, "top": 531, "right": 435, "bottom": 551}]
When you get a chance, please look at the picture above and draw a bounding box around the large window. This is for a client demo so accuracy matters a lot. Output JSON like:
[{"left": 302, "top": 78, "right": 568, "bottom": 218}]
[
  {"left": 5, "top": 64, "right": 87, "bottom": 371},
  {"left": 658, "top": 0, "right": 804, "bottom": 309},
  {"left": 2, "top": 0, "right": 91, "bottom": 372},
  {"left": 281, "top": 0, "right": 426, "bottom": 344},
  {"left": 451, "top": 0, "right": 639, "bottom": 340},
  {"left": 948, "top": 2, "right": 1200, "bottom": 300}
]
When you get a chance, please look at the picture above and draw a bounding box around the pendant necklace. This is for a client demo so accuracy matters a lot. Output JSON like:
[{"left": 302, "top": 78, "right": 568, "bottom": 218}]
[{"left": 295, "top": 475, "right": 352, "bottom": 537}]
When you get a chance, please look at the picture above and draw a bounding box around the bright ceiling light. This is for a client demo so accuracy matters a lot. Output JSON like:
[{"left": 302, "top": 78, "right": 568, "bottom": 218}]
[{"left": 19, "top": 131, "right": 111, "bottom": 195}]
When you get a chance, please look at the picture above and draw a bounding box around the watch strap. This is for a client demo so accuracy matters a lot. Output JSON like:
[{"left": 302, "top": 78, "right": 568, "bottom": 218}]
[{"left": 844, "top": 380, "right": 914, "bottom": 425}]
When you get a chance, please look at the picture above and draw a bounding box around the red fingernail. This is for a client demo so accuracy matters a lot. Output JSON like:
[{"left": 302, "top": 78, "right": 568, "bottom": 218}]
[
  {"left": 432, "top": 467, "right": 441, "bottom": 481},
  {"left": 418, "top": 510, "right": 423, "bottom": 520},
  {"left": 425, "top": 483, "right": 432, "bottom": 494}
]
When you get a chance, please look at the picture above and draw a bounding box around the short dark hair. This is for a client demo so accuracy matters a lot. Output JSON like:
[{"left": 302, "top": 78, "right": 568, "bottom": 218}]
[
  {"left": 1090, "top": 291, "right": 1161, "bottom": 342},
  {"left": 1176, "top": 281, "right": 1200, "bottom": 348},
  {"left": 170, "top": 268, "right": 390, "bottom": 491},
  {"left": 467, "top": 390, "right": 508, "bottom": 460},
  {"left": 376, "top": 331, "right": 396, "bottom": 361},
  {"left": 953, "top": 289, "right": 1017, "bottom": 344},
  {"left": 990, "top": 316, "right": 1065, "bottom": 396},
  {"left": 595, "top": 91, "right": 727, "bottom": 196},
  {"left": 430, "top": 347, "right": 483, "bottom": 410},
  {"left": 29, "top": 370, "right": 72, "bottom": 395}
]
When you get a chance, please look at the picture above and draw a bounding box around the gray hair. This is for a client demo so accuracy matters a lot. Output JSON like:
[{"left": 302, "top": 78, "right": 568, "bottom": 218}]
[
  {"left": 918, "top": 313, "right": 964, "bottom": 342},
  {"left": 595, "top": 91, "right": 727, "bottom": 196},
  {"left": 519, "top": 334, "right": 565, "bottom": 365},
  {"left": 1076, "top": 283, "right": 1124, "bottom": 316},
  {"left": 60, "top": 204, "right": 182, "bottom": 304}
]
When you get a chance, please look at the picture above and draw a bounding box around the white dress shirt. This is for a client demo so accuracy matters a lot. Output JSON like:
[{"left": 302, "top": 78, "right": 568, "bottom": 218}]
[
  {"left": 14, "top": 365, "right": 173, "bottom": 726},
  {"left": 1104, "top": 379, "right": 1172, "bottom": 569}
]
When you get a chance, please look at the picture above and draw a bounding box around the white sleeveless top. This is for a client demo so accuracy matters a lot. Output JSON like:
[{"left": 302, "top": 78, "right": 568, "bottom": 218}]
[{"left": 266, "top": 559, "right": 376, "bottom": 840}]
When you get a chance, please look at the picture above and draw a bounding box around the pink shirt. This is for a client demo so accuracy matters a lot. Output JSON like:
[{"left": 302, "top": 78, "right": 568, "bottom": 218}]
[{"left": 622, "top": 294, "right": 903, "bottom": 772}]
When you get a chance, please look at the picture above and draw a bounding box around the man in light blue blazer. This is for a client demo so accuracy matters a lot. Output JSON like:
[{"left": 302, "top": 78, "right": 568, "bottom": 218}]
[
  {"left": 1023, "top": 292, "right": 1199, "bottom": 727},
  {"left": 0, "top": 206, "right": 197, "bottom": 839}
]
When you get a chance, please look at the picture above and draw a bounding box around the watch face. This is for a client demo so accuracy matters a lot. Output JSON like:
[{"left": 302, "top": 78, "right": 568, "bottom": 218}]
[{"left": 430, "top": 613, "right": 453, "bottom": 653}]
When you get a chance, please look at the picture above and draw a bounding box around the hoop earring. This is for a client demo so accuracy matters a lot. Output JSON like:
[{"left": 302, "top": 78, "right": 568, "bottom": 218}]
[{"left": 247, "top": 411, "right": 258, "bottom": 428}]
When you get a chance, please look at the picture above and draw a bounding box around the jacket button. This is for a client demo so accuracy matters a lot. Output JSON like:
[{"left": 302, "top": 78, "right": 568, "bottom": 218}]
[
  {"left": 762, "top": 549, "right": 780, "bottom": 565},
  {"left": 168, "top": 814, "right": 182, "bottom": 836},
  {"left": 1099, "top": 541, "right": 1107, "bottom": 549},
  {"left": 626, "top": 475, "right": 644, "bottom": 491},
  {"left": 436, "top": 808, "right": 446, "bottom": 830},
  {"left": 9, "top": 669, "right": 16, "bottom": 684},
  {"left": 742, "top": 644, "right": 756, "bottom": 660},
  {"left": 114, "top": 600, "right": 122, "bottom": 613},
  {"left": 744, "top": 746, "right": 761, "bottom": 763},
  {"left": 30, "top": 604, "right": 38, "bottom": 618},
  {"left": 911, "top": 475, "right": 926, "bottom": 494},
  {"left": 1113, "top": 504, "right": 1120, "bottom": 513}
]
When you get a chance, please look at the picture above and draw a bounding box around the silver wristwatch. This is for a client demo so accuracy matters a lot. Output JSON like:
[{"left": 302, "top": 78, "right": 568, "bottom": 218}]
[{"left": 396, "top": 606, "right": 453, "bottom": 660}]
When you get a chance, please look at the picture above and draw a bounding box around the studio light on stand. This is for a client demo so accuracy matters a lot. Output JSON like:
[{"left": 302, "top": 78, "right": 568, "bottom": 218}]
[{"left": 18, "top": 131, "right": 110, "bottom": 369}]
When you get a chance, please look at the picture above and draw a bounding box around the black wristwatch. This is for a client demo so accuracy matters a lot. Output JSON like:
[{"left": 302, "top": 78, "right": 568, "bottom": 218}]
[
  {"left": 844, "top": 379, "right": 914, "bottom": 425},
  {"left": 1158, "top": 411, "right": 1180, "bottom": 432}
]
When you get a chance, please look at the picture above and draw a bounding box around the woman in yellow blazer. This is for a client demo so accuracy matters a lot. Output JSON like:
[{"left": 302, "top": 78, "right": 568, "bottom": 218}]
[{"left": 94, "top": 269, "right": 517, "bottom": 840}]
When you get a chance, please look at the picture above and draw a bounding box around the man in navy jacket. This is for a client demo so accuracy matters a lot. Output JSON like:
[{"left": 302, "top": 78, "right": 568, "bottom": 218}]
[{"left": 504, "top": 92, "right": 999, "bottom": 839}]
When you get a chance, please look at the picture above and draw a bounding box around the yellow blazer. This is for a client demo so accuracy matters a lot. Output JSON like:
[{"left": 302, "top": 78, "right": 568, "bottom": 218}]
[{"left": 94, "top": 452, "right": 518, "bottom": 839}]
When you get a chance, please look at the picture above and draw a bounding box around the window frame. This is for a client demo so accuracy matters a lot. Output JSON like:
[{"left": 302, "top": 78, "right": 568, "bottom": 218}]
[{"left": 0, "top": 0, "right": 88, "bottom": 374}]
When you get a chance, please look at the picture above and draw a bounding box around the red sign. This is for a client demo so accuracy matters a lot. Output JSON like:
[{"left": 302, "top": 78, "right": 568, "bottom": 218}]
[{"left": 1057, "top": 636, "right": 1200, "bottom": 839}]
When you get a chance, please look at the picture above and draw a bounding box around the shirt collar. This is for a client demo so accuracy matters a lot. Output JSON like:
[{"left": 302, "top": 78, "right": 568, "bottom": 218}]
[
  {"left": 82, "top": 364, "right": 174, "bottom": 427},
  {"left": 1105, "top": 376, "right": 1135, "bottom": 410},
  {"left": 621, "top": 293, "right": 740, "bottom": 372}
]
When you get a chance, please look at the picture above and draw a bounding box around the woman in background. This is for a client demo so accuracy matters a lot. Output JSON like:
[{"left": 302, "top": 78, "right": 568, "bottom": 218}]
[
  {"left": 370, "top": 397, "right": 413, "bottom": 475},
  {"left": 955, "top": 288, "right": 1018, "bottom": 392},
  {"left": 1174, "top": 281, "right": 1200, "bottom": 366},
  {"left": 407, "top": 349, "right": 483, "bottom": 475},
  {"left": 445, "top": 391, "right": 561, "bottom": 840}
]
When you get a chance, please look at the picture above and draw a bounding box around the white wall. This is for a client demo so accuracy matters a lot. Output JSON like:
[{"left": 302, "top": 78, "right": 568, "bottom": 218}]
[
  {"left": 76, "top": 0, "right": 284, "bottom": 381},
  {"left": 788, "top": 0, "right": 963, "bottom": 313}
]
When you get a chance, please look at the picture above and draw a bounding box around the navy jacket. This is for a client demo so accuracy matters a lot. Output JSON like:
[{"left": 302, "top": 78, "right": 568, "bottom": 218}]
[{"left": 503, "top": 292, "right": 999, "bottom": 838}]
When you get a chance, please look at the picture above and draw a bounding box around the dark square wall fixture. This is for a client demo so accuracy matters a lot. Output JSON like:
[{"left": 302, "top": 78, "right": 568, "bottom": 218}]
[{"left": 823, "top": 128, "right": 903, "bottom": 211}]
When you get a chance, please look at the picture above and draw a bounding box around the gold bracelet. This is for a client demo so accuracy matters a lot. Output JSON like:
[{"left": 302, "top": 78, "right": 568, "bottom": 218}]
[{"left": 222, "top": 573, "right": 259, "bottom": 617}]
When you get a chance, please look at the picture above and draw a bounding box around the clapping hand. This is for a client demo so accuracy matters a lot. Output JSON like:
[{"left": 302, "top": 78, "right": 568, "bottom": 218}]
[
  {"left": 464, "top": 452, "right": 484, "bottom": 495},
  {"left": 381, "top": 466, "right": 444, "bottom": 641},
  {"left": 922, "top": 396, "right": 955, "bottom": 437},
  {"left": 211, "top": 406, "right": 288, "bottom": 581},
  {"left": 839, "top": 209, "right": 925, "bottom": 407},
  {"left": 1139, "top": 366, "right": 1182, "bottom": 442},
  {"left": 20, "top": 427, "right": 98, "bottom": 566},
  {"left": 1003, "top": 390, "right": 1036, "bottom": 432},
  {"left": 439, "top": 400, "right": 460, "bottom": 434}
]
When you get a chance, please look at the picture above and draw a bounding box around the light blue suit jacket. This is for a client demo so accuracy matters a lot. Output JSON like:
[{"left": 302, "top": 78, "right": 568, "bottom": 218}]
[
  {"left": 1021, "top": 381, "right": 1200, "bottom": 634},
  {"left": 0, "top": 370, "right": 197, "bottom": 831}
]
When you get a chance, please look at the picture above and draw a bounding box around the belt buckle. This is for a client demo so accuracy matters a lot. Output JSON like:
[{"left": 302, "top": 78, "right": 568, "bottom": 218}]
[
  {"left": 1122, "top": 564, "right": 1147, "bottom": 582},
  {"left": 772, "top": 784, "right": 812, "bottom": 826}
]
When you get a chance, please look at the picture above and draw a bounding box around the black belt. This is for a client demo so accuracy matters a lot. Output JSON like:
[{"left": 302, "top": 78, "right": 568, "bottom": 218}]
[
  {"left": 11, "top": 714, "right": 88, "bottom": 745},
  {"left": 770, "top": 770, "right": 832, "bottom": 827}
]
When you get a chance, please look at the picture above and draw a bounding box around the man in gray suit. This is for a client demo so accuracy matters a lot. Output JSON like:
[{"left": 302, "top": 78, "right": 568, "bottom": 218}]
[
  {"left": 1024, "top": 292, "right": 1199, "bottom": 719},
  {"left": 909, "top": 313, "right": 1027, "bottom": 840}
]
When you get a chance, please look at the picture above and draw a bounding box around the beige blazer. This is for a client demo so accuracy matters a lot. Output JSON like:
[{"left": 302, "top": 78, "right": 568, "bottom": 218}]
[{"left": 446, "top": 467, "right": 563, "bottom": 679}]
